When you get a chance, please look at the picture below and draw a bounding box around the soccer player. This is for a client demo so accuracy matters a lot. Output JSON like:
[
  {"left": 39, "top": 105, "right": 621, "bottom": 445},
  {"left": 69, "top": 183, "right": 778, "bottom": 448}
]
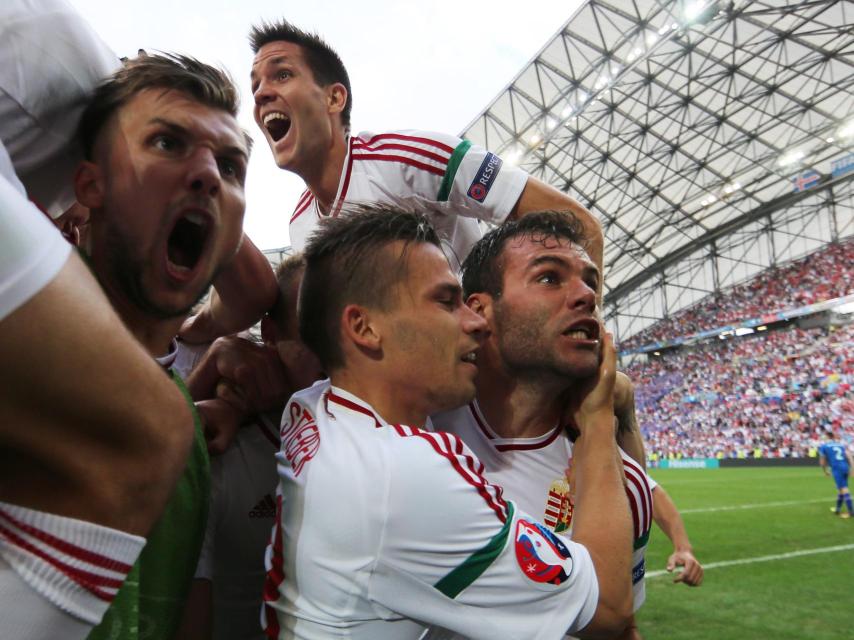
[
  {"left": 1, "top": 3, "right": 195, "bottom": 637},
  {"left": 181, "top": 19, "right": 603, "bottom": 342},
  {"left": 0, "top": 174, "right": 195, "bottom": 640},
  {"left": 177, "top": 255, "right": 324, "bottom": 640},
  {"left": 72, "top": 52, "right": 250, "bottom": 639},
  {"left": 819, "top": 431, "right": 853, "bottom": 518},
  {"left": 430, "top": 211, "right": 654, "bottom": 638},
  {"left": 262, "top": 204, "right": 632, "bottom": 639}
]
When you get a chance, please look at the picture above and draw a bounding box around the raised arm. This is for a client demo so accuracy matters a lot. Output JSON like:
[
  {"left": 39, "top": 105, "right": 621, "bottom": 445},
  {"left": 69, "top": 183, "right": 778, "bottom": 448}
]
[
  {"left": 570, "top": 333, "right": 634, "bottom": 637},
  {"left": 510, "top": 176, "right": 604, "bottom": 283},
  {"left": 180, "top": 235, "right": 277, "bottom": 343},
  {"left": 614, "top": 371, "right": 647, "bottom": 469},
  {"left": 1, "top": 251, "right": 193, "bottom": 535}
]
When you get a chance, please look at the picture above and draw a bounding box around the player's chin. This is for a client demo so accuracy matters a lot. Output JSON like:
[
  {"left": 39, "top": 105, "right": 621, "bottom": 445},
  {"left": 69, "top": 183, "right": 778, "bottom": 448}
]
[
  {"left": 560, "top": 358, "right": 600, "bottom": 380},
  {"left": 436, "top": 382, "right": 477, "bottom": 414}
]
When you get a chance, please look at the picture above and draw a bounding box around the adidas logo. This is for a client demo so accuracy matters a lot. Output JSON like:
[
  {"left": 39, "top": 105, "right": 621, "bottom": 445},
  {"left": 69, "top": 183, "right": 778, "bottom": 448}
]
[{"left": 248, "top": 494, "right": 276, "bottom": 519}]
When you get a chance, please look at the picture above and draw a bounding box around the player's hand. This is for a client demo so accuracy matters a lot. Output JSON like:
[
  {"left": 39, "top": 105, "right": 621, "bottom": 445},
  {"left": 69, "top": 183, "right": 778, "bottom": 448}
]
[
  {"left": 667, "top": 549, "right": 704, "bottom": 586},
  {"left": 195, "top": 398, "right": 244, "bottom": 455},
  {"left": 201, "top": 336, "right": 291, "bottom": 415},
  {"left": 567, "top": 330, "right": 617, "bottom": 436}
]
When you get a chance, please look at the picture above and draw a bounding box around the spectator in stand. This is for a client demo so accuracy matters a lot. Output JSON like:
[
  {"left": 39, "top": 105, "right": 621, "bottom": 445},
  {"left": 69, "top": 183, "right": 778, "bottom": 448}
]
[
  {"left": 621, "top": 240, "right": 854, "bottom": 352},
  {"left": 626, "top": 323, "right": 853, "bottom": 461}
]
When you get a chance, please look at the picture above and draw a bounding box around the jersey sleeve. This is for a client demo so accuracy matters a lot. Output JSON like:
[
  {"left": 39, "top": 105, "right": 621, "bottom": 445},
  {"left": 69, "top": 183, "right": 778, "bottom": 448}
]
[
  {"left": 358, "top": 130, "right": 528, "bottom": 226},
  {"left": 369, "top": 429, "right": 599, "bottom": 639},
  {"left": 0, "top": 173, "right": 71, "bottom": 322}
]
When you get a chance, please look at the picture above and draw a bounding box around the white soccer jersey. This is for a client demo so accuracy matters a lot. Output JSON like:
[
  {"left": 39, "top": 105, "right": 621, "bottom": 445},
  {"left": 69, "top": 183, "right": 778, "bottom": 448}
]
[
  {"left": 288, "top": 130, "right": 528, "bottom": 269},
  {"left": 431, "top": 401, "right": 656, "bottom": 612},
  {"left": 263, "top": 380, "right": 600, "bottom": 640},
  {"left": 0, "top": 0, "right": 119, "bottom": 217},
  {"left": 195, "top": 415, "right": 280, "bottom": 640},
  {"left": 0, "top": 500, "right": 145, "bottom": 639},
  {"left": 0, "top": 173, "right": 70, "bottom": 321}
]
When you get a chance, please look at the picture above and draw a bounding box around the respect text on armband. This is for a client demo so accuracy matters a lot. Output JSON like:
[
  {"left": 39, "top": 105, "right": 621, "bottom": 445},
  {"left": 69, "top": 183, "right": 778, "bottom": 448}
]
[{"left": 467, "top": 152, "right": 502, "bottom": 202}]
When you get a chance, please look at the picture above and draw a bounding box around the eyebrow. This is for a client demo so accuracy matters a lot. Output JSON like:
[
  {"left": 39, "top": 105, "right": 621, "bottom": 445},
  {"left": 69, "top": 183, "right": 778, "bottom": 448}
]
[
  {"left": 432, "top": 281, "right": 463, "bottom": 298},
  {"left": 149, "top": 117, "right": 249, "bottom": 161},
  {"left": 250, "top": 56, "right": 291, "bottom": 81},
  {"left": 528, "top": 254, "right": 601, "bottom": 281}
]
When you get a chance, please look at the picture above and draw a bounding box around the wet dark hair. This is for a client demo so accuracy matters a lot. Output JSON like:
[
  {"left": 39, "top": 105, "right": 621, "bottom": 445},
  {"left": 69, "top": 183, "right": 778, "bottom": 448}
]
[
  {"left": 299, "top": 203, "right": 440, "bottom": 370},
  {"left": 461, "top": 210, "right": 587, "bottom": 298}
]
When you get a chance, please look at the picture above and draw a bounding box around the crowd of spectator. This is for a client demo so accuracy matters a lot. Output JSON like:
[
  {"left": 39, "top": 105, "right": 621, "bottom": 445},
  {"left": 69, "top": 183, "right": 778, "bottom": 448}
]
[
  {"left": 620, "top": 239, "right": 854, "bottom": 352},
  {"left": 627, "top": 322, "right": 854, "bottom": 461}
]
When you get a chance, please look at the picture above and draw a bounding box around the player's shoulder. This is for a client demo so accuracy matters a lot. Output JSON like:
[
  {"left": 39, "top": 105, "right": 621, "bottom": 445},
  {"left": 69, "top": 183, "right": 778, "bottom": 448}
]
[
  {"left": 354, "top": 129, "right": 463, "bottom": 153},
  {"left": 290, "top": 188, "right": 315, "bottom": 222},
  {"left": 284, "top": 379, "right": 328, "bottom": 414}
]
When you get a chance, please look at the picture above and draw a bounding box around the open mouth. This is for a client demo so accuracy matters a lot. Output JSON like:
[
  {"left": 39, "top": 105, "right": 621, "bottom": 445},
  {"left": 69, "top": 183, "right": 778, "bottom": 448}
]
[
  {"left": 264, "top": 112, "right": 291, "bottom": 142},
  {"left": 167, "top": 211, "right": 210, "bottom": 273},
  {"left": 563, "top": 321, "right": 600, "bottom": 341}
]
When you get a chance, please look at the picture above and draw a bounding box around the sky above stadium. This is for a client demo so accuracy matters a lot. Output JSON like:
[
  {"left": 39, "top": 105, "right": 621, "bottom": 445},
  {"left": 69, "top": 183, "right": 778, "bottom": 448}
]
[{"left": 70, "top": 0, "right": 583, "bottom": 250}]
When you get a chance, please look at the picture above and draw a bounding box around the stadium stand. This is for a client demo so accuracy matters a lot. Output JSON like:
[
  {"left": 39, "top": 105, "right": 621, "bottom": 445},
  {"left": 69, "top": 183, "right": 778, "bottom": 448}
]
[
  {"left": 620, "top": 239, "right": 854, "bottom": 352},
  {"left": 627, "top": 322, "right": 853, "bottom": 462}
]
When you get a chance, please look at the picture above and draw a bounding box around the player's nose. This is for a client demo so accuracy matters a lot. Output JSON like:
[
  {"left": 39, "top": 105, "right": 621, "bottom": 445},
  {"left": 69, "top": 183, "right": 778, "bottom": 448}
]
[
  {"left": 566, "top": 278, "right": 596, "bottom": 313},
  {"left": 186, "top": 147, "right": 221, "bottom": 197}
]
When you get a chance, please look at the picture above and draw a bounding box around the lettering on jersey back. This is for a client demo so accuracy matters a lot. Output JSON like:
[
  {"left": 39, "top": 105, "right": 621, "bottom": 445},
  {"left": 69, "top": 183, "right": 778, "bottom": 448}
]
[
  {"left": 467, "top": 152, "right": 502, "bottom": 202},
  {"left": 281, "top": 402, "right": 320, "bottom": 477}
]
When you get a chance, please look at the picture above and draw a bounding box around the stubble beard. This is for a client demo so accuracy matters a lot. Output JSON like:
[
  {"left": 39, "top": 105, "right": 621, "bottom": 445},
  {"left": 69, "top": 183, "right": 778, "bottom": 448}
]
[
  {"left": 493, "top": 303, "right": 599, "bottom": 387},
  {"left": 104, "top": 222, "right": 210, "bottom": 321}
]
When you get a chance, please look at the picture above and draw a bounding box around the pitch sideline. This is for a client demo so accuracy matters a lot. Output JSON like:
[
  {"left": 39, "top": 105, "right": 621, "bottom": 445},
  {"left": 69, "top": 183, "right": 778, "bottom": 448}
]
[
  {"left": 679, "top": 498, "right": 826, "bottom": 514},
  {"left": 646, "top": 543, "right": 854, "bottom": 578}
]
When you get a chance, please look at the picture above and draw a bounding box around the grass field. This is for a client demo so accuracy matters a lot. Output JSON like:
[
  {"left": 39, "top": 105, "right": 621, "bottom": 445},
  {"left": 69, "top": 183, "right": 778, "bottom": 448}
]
[{"left": 637, "top": 467, "right": 854, "bottom": 639}]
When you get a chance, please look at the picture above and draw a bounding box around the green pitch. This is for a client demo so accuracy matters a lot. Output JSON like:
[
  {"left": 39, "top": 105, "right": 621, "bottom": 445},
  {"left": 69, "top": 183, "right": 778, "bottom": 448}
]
[{"left": 637, "top": 467, "right": 854, "bottom": 639}]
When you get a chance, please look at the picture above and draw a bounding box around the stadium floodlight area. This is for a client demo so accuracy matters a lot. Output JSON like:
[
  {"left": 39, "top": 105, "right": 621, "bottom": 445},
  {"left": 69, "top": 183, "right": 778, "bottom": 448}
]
[{"left": 459, "top": 0, "right": 854, "bottom": 348}]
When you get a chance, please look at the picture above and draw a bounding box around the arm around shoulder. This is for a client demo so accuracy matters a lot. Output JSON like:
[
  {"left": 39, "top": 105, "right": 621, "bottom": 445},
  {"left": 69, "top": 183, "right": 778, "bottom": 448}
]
[
  {"left": 0, "top": 252, "right": 193, "bottom": 536},
  {"left": 510, "top": 176, "right": 604, "bottom": 276},
  {"left": 181, "top": 235, "right": 277, "bottom": 343}
]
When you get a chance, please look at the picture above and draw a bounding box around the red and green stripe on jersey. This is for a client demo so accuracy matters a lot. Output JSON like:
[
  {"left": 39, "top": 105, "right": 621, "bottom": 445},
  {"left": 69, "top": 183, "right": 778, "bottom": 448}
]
[
  {"left": 325, "top": 391, "right": 514, "bottom": 600},
  {"left": 290, "top": 133, "right": 472, "bottom": 223}
]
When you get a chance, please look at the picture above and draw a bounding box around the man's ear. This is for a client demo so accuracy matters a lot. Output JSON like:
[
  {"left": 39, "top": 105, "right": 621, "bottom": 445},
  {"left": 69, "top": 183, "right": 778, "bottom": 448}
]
[
  {"left": 74, "top": 161, "right": 105, "bottom": 209},
  {"left": 341, "top": 304, "right": 381, "bottom": 353},
  {"left": 327, "top": 83, "right": 348, "bottom": 116},
  {"left": 466, "top": 292, "right": 493, "bottom": 320}
]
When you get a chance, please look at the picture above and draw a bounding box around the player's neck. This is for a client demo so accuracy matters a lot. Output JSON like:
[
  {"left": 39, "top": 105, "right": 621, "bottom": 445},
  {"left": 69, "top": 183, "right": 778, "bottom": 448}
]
[
  {"left": 475, "top": 363, "right": 564, "bottom": 439},
  {"left": 305, "top": 133, "right": 349, "bottom": 214},
  {"left": 331, "top": 368, "right": 430, "bottom": 429},
  {"left": 115, "top": 304, "right": 184, "bottom": 359},
  {"left": 84, "top": 248, "right": 183, "bottom": 357}
]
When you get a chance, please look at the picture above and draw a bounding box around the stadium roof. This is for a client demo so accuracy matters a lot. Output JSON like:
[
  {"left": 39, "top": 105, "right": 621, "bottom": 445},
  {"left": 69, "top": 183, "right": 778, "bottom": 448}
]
[{"left": 460, "top": 0, "right": 854, "bottom": 343}]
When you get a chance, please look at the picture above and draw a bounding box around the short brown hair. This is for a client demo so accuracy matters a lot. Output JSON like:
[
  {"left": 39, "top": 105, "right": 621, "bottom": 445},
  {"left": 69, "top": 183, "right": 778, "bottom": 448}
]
[
  {"left": 269, "top": 253, "right": 306, "bottom": 335},
  {"left": 299, "top": 204, "right": 440, "bottom": 371},
  {"left": 78, "top": 52, "right": 246, "bottom": 159}
]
